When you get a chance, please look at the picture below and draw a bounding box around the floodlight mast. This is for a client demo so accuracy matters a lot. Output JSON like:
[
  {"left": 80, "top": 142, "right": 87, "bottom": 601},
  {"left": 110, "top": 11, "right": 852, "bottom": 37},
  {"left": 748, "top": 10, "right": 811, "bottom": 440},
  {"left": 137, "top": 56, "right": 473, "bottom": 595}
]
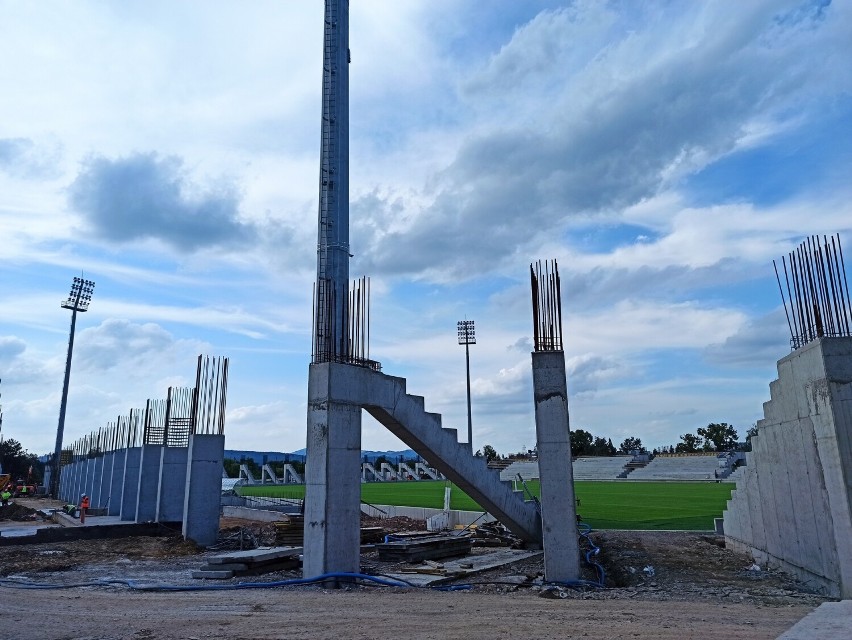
[
  {"left": 50, "top": 277, "right": 95, "bottom": 498},
  {"left": 457, "top": 320, "right": 476, "bottom": 448}
]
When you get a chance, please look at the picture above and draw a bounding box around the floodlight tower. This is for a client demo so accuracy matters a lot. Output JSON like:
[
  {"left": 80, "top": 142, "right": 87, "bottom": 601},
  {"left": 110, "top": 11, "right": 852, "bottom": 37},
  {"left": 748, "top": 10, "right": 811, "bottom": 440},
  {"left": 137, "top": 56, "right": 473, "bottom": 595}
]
[
  {"left": 50, "top": 276, "right": 95, "bottom": 498},
  {"left": 457, "top": 320, "right": 476, "bottom": 447},
  {"left": 312, "top": 0, "right": 350, "bottom": 363}
]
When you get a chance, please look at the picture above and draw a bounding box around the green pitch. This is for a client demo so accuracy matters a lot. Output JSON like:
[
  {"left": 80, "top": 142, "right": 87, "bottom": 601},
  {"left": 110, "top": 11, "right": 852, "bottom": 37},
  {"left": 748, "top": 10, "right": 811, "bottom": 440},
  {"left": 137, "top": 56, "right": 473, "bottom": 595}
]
[{"left": 238, "top": 480, "right": 734, "bottom": 531}]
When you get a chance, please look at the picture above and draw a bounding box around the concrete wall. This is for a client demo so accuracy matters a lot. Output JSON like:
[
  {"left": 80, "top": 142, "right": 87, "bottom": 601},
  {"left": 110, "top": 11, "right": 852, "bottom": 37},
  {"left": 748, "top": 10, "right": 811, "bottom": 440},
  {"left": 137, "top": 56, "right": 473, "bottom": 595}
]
[
  {"left": 108, "top": 449, "right": 126, "bottom": 516},
  {"left": 155, "top": 446, "right": 188, "bottom": 522},
  {"left": 723, "top": 337, "right": 852, "bottom": 598},
  {"left": 135, "top": 445, "right": 162, "bottom": 522},
  {"left": 120, "top": 447, "right": 142, "bottom": 521}
]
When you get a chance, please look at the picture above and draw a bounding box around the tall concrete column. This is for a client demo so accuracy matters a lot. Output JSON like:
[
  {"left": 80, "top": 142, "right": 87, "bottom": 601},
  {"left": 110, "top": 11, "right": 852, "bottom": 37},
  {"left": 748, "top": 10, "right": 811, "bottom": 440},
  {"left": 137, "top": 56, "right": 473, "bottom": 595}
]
[
  {"left": 531, "top": 350, "right": 580, "bottom": 582},
  {"left": 135, "top": 444, "right": 162, "bottom": 522},
  {"left": 156, "top": 446, "right": 188, "bottom": 523},
  {"left": 182, "top": 434, "right": 225, "bottom": 547},
  {"left": 303, "top": 363, "right": 363, "bottom": 578},
  {"left": 120, "top": 447, "right": 142, "bottom": 521}
]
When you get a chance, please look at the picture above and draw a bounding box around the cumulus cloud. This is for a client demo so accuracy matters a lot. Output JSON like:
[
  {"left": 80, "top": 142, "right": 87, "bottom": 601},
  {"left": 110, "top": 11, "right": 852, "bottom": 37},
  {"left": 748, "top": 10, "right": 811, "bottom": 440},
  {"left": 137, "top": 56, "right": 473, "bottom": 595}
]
[
  {"left": 0, "top": 336, "right": 26, "bottom": 364},
  {"left": 703, "top": 308, "right": 790, "bottom": 367},
  {"left": 0, "top": 137, "right": 61, "bottom": 179},
  {"left": 68, "top": 152, "right": 258, "bottom": 251},
  {"left": 352, "top": 1, "right": 846, "bottom": 280},
  {"left": 74, "top": 319, "right": 205, "bottom": 374},
  {"left": 566, "top": 353, "right": 632, "bottom": 396}
]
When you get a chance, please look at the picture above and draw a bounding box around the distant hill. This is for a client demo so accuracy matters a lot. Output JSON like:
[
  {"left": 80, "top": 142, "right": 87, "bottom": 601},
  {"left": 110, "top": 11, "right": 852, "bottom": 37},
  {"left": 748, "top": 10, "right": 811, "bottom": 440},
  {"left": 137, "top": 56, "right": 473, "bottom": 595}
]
[{"left": 225, "top": 448, "right": 419, "bottom": 465}]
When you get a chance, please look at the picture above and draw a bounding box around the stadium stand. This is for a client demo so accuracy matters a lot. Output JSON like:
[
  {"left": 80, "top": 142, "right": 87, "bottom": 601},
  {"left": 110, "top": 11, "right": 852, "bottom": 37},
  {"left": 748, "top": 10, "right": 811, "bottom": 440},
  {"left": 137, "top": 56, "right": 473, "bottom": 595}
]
[
  {"left": 499, "top": 456, "right": 633, "bottom": 481},
  {"left": 628, "top": 454, "right": 721, "bottom": 481},
  {"left": 572, "top": 456, "right": 632, "bottom": 480}
]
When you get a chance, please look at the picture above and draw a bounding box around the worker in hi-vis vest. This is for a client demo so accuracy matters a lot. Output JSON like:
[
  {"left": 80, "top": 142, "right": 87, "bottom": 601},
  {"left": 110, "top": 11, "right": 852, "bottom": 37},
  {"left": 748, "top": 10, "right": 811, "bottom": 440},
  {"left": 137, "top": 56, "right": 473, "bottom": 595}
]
[{"left": 80, "top": 494, "right": 90, "bottom": 523}]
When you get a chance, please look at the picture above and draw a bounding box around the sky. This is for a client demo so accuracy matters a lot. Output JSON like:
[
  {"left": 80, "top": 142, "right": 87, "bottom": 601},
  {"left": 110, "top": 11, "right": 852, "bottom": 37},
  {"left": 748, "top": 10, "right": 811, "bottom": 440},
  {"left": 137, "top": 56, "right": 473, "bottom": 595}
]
[{"left": 1, "top": 0, "right": 851, "bottom": 459}]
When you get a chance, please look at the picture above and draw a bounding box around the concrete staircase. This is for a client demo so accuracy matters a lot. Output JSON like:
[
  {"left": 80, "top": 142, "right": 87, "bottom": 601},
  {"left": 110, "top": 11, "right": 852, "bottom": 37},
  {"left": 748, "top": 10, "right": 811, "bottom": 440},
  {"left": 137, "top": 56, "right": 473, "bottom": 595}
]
[{"left": 361, "top": 370, "right": 542, "bottom": 543}]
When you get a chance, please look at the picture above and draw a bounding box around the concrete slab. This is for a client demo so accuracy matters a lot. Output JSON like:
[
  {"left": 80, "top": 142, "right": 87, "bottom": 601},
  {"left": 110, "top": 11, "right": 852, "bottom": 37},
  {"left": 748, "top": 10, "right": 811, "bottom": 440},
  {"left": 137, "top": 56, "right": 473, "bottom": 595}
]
[
  {"left": 208, "top": 546, "right": 303, "bottom": 564},
  {"left": 777, "top": 601, "right": 852, "bottom": 640},
  {"left": 384, "top": 549, "right": 543, "bottom": 587}
]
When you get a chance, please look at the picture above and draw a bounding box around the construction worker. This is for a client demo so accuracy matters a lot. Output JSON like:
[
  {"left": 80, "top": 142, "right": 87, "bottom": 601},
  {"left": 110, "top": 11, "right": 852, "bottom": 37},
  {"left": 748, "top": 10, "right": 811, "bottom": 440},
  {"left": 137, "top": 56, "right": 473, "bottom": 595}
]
[
  {"left": 79, "top": 493, "right": 90, "bottom": 524},
  {"left": 1, "top": 488, "right": 11, "bottom": 507}
]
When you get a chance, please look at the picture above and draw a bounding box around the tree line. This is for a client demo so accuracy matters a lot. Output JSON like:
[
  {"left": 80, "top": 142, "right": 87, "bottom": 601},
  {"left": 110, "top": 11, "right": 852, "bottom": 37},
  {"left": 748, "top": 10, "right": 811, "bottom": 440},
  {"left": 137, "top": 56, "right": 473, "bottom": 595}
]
[{"left": 476, "top": 421, "right": 757, "bottom": 463}]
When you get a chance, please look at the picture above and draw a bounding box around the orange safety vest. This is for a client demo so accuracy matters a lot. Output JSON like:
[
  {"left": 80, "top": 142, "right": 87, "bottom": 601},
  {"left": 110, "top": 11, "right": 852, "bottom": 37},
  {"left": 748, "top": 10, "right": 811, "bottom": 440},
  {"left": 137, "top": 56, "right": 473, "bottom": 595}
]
[{"left": 81, "top": 496, "right": 90, "bottom": 509}]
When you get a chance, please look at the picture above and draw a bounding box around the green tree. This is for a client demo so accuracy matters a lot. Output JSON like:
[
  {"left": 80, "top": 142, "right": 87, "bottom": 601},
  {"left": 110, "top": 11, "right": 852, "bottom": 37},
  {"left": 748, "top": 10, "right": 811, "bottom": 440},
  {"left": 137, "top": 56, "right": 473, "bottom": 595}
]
[
  {"left": 697, "top": 423, "right": 739, "bottom": 451},
  {"left": 0, "top": 439, "right": 41, "bottom": 481},
  {"left": 223, "top": 458, "right": 240, "bottom": 478},
  {"left": 570, "top": 429, "right": 593, "bottom": 457},
  {"left": 481, "top": 444, "right": 498, "bottom": 462},
  {"left": 676, "top": 433, "right": 702, "bottom": 453},
  {"left": 619, "top": 437, "right": 644, "bottom": 454}
]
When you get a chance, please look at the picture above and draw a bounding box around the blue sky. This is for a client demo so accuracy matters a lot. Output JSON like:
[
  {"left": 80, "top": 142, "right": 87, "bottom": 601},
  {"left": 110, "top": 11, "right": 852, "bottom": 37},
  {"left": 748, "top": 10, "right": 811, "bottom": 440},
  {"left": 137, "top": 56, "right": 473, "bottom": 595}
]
[{"left": 1, "top": 0, "right": 850, "bottom": 458}]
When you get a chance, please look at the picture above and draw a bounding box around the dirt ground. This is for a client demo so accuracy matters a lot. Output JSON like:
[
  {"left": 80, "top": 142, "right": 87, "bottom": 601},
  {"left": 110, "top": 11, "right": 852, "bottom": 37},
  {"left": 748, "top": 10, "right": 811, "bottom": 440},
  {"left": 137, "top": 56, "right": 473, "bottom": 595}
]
[{"left": 0, "top": 504, "right": 832, "bottom": 640}]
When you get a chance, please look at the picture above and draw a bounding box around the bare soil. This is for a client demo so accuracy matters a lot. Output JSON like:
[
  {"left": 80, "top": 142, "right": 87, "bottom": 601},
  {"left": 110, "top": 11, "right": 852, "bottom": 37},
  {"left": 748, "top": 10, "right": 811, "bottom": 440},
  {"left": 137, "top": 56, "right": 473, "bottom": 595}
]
[{"left": 0, "top": 514, "right": 831, "bottom": 640}]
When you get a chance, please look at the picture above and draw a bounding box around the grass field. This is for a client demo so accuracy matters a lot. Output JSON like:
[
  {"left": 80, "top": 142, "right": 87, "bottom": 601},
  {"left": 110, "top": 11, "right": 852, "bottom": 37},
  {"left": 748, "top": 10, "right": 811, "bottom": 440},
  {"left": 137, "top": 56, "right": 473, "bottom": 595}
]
[{"left": 238, "top": 480, "right": 734, "bottom": 531}]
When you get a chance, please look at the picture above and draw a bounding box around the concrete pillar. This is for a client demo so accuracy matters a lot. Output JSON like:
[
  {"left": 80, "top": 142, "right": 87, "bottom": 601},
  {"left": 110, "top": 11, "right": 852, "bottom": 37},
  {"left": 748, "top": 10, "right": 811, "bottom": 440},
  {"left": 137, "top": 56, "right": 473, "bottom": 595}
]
[
  {"left": 108, "top": 448, "right": 126, "bottom": 516},
  {"left": 182, "top": 434, "right": 225, "bottom": 547},
  {"left": 120, "top": 447, "right": 142, "bottom": 521},
  {"left": 303, "top": 363, "right": 363, "bottom": 579},
  {"left": 136, "top": 444, "right": 163, "bottom": 522},
  {"left": 531, "top": 351, "right": 580, "bottom": 582},
  {"left": 156, "top": 446, "right": 188, "bottom": 523}
]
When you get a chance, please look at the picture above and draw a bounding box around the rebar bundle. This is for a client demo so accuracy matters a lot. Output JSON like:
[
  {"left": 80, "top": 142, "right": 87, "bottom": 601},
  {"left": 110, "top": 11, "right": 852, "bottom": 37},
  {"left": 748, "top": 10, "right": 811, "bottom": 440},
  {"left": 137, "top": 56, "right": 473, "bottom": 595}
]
[
  {"left": 774, "top": 233, "right": 852, "bottom": 350},
  {"left": 530, "top": 260, "right": 564, "bottom": 352}
]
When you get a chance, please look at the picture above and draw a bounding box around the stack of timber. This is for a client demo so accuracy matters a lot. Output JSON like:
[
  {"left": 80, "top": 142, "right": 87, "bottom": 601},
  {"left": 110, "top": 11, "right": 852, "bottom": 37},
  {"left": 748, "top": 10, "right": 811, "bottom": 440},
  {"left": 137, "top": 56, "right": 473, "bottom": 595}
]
[
  {"left": 376, "top": 535, "right": 472, "bottom": 563},
  {"left": 192, "top": 546, "right": 302, "bottom": 579},
  {"left": 273, "top": 516, "right": 304, "bottom": 546}
]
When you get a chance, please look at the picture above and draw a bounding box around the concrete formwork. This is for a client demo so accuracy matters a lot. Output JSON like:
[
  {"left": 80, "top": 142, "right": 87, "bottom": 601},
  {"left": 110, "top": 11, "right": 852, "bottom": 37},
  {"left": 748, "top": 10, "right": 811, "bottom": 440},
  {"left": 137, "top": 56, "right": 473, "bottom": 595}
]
[
  {"left": 531, "top": 351, "right": 580, "bottom": 582},
  {"left": 120, "top": 447, "right": 142, "bottom": 521},
  {"left": 303, "top": 363, "right": 363, "bottom": 578},
  {"left": 96, "top": 452, "right": 114, "bottom": 509},
  {"left": 136, "top": 445, "right": 163, "bottom": 522},
  {"left": 182, "top": 434, "right": 225, "bottom": 546},
  {"left": 723, "top": 337, "right": 852, "bottom": 597},
  {"left": 156, "top": 446, "right": 189, "bottom": 523}
]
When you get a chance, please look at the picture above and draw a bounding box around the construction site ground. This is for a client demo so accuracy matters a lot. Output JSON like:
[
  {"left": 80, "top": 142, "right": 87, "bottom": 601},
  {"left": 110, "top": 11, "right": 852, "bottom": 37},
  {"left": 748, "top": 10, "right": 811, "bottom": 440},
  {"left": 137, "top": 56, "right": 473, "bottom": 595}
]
[{"left": 0, "top": 499, "right": 834, "bottom": 640}]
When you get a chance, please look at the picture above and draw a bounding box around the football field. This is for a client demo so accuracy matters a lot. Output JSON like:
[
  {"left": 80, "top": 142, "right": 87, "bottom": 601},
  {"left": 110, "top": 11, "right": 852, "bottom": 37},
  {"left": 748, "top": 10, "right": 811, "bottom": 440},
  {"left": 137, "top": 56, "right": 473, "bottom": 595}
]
[{"left": 238, "top": 480, "right": 734, "bottom": 531}]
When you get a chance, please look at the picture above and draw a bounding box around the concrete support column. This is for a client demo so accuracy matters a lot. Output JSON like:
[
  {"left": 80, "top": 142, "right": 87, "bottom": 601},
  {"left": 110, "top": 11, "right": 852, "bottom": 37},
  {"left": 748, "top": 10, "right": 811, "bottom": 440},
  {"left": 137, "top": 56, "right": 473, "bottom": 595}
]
[
  {"left": 156, "top": 446, "right": 188, "bottom": 523},
  {"left": 303, "top": 363, "right": 363, "bottom": 579},
  {"left": 108, "top": 448, "right": 126, "bottom": 516},
  {"left": 182, "top": 434, "right": 225, "bottom": 546},
  {"left": 120, "top": 447, "right": 142, "bottom": 521},
  {"left": 531, "top": 351, "right": 580, "bottom": 582}
]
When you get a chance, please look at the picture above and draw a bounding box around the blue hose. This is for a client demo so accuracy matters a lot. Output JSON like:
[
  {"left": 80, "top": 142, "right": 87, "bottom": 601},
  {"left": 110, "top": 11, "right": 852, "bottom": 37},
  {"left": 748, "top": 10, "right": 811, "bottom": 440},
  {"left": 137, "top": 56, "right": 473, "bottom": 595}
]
[
  {"left": 576, "top": 523, "right": 606, "bottom": 587},
  {"left": 0, "top": 572, "right": 471, "bottom": 592}
]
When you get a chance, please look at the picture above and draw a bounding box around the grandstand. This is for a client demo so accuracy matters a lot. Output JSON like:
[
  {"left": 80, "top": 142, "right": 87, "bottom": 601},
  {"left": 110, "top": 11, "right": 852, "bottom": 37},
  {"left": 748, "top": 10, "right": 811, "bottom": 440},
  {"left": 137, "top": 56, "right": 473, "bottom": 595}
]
[
  {"left": 496, "top": 453, "right": 744, "bottom": 482},
  {"left": 627, "top": 454, "right": 721, "bottom": 481},
  {"left": 499, "top": 456, "right": 632, "bottom": 481},
  {"left": 572, "top": 456, "right": 632, "bottom": 480}
]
